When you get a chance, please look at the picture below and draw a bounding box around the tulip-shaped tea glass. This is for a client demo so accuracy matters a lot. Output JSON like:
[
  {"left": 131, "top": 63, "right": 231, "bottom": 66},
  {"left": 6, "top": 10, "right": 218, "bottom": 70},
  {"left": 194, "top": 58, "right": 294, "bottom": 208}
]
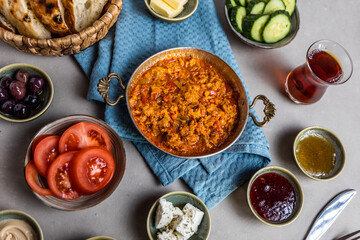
[{"left": 285, "top": 40, "right": 353, "bottom": 104}]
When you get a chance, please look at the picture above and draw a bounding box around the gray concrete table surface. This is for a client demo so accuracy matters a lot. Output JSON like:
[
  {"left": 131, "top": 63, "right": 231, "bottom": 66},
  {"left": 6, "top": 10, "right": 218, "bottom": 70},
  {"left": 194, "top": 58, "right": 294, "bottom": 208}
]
[{"left": 0, "top": 0, "right": 359, "bottom": 239}]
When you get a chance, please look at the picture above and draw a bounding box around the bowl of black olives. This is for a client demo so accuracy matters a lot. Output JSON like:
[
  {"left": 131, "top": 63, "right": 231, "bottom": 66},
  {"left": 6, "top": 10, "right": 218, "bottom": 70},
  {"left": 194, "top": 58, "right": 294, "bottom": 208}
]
[{"left": 0, "top": 63, "right": 54, "bottom": 122}]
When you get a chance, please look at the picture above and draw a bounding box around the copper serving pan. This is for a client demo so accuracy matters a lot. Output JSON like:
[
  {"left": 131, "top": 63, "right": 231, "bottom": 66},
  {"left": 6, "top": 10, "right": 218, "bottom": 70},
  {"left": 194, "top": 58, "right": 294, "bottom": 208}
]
[{"left": 98, "top": 47, "right": 275, "bottom": 158}]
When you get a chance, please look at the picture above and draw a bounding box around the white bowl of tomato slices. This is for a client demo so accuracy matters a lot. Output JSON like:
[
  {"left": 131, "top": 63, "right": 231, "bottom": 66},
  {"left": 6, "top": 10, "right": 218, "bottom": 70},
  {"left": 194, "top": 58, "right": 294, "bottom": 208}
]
[{"left": 24, "top": 115, "right": 126, "bottom": 211}]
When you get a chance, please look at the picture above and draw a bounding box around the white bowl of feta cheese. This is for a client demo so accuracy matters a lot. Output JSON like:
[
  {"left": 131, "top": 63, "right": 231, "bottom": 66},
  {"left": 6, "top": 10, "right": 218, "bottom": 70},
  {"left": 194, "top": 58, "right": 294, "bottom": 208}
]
[{"left": 147, "top": 191, "right": 211, "bottom": 240}]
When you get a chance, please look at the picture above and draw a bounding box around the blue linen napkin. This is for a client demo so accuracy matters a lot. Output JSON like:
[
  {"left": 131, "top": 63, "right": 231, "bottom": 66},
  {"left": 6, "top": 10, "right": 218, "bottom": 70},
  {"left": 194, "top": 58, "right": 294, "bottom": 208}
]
[{"left": 74, "top": 0, "right": 271, "bottom": 209}]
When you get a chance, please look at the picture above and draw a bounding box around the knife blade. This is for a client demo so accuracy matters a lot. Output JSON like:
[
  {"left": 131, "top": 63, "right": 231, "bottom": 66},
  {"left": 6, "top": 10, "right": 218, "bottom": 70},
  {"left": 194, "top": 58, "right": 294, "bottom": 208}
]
[{"left": 305, "top": 189, "right": 356, "bottom": 240}]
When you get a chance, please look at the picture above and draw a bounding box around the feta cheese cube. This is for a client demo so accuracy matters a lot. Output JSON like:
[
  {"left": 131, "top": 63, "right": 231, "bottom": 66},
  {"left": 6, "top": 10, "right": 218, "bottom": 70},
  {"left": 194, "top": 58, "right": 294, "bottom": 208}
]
[
  {"left": 172, "top": 207, "right": 183, "bottom": 218},
  {"left": 183, "top": 203, "right": 204, "bottom": 232},
  {"left": 173, "top": 232, "right": 186, "bottom": 240},
  {"left": 172, "top": 215, "right": 193, "bottom": 239},
  {"left": 155, "top": 200, "right": 204, "bottom": 240},
  {"left": 155, "top": 199, "right": 176, "bottom": 229},
  {"left": 157, "top": 229, "right": 186, "bottom": 240},
  {"left": 157, "top": 230, "right": 178, "bottom": 240},
  {"left": 173, "top": 203, "right": 204, "bottom": 239}
]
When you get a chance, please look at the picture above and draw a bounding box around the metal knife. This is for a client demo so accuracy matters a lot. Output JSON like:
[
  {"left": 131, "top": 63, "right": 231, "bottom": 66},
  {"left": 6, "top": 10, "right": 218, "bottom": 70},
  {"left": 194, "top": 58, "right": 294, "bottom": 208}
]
[{"left": 305, "top": 189, "right": 356, "bottom": 240}]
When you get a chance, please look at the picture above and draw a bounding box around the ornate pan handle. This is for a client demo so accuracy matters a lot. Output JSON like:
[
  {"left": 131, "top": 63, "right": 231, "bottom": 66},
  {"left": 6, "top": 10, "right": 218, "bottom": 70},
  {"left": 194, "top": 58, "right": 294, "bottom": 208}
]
[
  {"left": 97, "top": 73, "right": 126, "bottom": 106},
  {"left": 249, "top": 95, "right": 276, "bottom": 127}
]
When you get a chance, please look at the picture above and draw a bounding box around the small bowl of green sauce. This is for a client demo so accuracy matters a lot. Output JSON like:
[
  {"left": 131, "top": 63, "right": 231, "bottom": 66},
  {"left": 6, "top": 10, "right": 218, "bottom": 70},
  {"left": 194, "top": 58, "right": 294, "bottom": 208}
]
[{"left": 293, "top": 126, "right": 345, "bottom": 181}]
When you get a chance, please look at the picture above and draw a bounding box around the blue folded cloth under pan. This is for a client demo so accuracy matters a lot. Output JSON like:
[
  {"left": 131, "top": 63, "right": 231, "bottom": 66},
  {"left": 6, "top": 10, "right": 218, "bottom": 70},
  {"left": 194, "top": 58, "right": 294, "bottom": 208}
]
[{"left": 74, "top": 0, "right": 271, "bottom": 209}]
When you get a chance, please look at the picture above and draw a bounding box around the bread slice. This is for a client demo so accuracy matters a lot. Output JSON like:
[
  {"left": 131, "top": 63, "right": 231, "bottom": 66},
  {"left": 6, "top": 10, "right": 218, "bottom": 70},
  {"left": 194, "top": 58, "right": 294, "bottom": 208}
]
[
  {"left": 29, "top": 0, "right": 71, "bottom": 36},
  {"left": 0, "top": 0, "right": 51, "bottom": 39},
  {"left": 0, "top": 13, "right": 16, "bottom": 33},
  {"left": 61, "top": 0, "right": 108, "bottom": 33}
]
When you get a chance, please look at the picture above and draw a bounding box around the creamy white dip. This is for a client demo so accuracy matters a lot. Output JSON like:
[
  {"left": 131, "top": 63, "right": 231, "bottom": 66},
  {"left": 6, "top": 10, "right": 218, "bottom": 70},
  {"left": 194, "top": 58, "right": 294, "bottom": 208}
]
[{"left": 0, "top": 219, "right": 36, "bottom": 240}]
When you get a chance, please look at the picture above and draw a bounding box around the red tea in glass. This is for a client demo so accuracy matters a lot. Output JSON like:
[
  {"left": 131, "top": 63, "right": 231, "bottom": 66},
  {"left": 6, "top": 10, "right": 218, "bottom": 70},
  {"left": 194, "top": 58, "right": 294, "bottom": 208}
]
[{"left": 285, "top": 40, "right": 353, "bottom": 104}]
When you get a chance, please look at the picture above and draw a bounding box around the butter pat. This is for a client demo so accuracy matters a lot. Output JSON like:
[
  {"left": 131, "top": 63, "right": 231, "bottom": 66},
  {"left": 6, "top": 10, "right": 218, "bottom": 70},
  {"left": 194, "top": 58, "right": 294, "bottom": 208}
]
[
  {"left": 150, "top": 0, "right": 184, "bottom": 18},
  {"left": 162, "top": 0, "right": 188, "bottom": 9}
]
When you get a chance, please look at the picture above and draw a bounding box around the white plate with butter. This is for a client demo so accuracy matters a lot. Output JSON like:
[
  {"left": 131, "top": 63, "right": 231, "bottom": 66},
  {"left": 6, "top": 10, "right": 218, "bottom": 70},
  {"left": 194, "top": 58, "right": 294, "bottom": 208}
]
[{"left": 144, "top": 0, "right": 198, "bottom": 22}]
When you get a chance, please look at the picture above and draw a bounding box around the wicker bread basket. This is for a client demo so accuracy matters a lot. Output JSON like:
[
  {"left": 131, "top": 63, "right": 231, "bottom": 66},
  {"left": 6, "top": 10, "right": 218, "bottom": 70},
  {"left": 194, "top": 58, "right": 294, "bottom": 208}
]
[{"left": 0, "top": 0, "right": 123, "bottom": 56}]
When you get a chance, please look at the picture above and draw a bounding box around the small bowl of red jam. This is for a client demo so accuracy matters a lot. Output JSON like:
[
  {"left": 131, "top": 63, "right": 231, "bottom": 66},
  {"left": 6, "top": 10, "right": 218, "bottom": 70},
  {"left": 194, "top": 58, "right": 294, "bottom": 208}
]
[
  {"left": 247, "top": 166, "right": 303, "bottom": 226},
  {"left": 293, "top": 126, "right": 345, "bottom": 181}
]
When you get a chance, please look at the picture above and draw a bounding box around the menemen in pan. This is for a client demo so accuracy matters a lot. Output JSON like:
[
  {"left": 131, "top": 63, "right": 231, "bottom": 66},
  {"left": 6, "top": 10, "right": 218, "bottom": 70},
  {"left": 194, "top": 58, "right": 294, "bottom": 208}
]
[{"left": 129, "top": 56, "right": 239, "bottom": 156}]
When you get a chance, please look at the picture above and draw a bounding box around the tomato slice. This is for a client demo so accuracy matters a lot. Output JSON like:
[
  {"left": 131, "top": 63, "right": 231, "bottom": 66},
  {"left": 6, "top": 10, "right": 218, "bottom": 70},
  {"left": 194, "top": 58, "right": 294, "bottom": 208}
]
[
  {"left": 31, "top": 134, "right": 53, "bottom": 154},
  {"left": 69, "top": 147, "right": 115, "bottom": 194},
  {"left": 34, "top": 135, "right": 60, "bottom": 177},
  {"left": 47, "top": 151, "right": 81, "bottom": 200},
  {"left": 25, "top": 161, "right": 52, "bottom": 196},
  {"left": 58, "top": 122, "right": 111, "bottom": 153}
]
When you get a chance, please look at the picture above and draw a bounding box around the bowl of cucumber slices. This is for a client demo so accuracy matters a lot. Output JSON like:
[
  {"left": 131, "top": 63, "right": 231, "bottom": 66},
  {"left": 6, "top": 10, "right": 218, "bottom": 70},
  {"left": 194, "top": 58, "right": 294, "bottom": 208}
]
[{"left": 225, "top": 0, "right": 299, "bottom": 48}]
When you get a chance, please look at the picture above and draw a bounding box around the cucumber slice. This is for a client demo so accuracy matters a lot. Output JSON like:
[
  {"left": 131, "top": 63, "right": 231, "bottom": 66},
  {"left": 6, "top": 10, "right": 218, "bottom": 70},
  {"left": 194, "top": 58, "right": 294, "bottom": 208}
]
[
  {"left": 243, "top": 14, "right": 270, "bottom": 42},
  {"left": 231, "top": 6, "right": 247, "bottom": 33},
  {"left": 263, "top": 0, "right": 286, "bottom": 14},
  {"left": 263, "top": 10, "right": 291, "bottom": 43},
  {"left": 246, "top": 0, "right": 266, "bottom": 14},
  {"left": 237, "top": 0, "right": 247, "bottom": 7},
  {"left": 282, "top": 0, "right": 296, "bottom": 15},
  {"left": 248, "top": 0, "right": 270, "bottom": 3},
  {"left": 226, "top": 0, "right": 238, "bottom": 9}
]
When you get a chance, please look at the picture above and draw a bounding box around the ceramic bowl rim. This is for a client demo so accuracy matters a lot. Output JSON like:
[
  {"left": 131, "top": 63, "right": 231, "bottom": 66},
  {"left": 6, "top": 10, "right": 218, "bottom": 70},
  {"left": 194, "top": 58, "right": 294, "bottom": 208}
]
[
  {"left": 293, "top": 126, "right": 346, "bottom": 181},
  {"left": 0, "top": 209, "right": 44, "bottom": 240},
  {"left": 0, "top": 63, "right": 54, "bottom": 123},
  {"left": 146, "top": 191, "right": 211, "bottom": 240},
  {"left": 86, "top": 236, "right": 117, "bottom": 240},
  {"left": 246, "top": 166, "right": 304, "bottom": 227},
  {"left": 144, "top": 0, "right": 199, "bottom": 23}
]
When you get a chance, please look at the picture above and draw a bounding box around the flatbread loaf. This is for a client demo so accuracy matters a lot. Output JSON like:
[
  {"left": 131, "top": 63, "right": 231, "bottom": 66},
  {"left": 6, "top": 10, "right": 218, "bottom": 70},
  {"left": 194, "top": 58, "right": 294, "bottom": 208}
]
[
  {"left": 0, "top": 0, "right": 51, "bottom": 39},
  {"left": 0, "top": 13, "right": 16, "bottom": 33},
  {"left": 61, "top": 0, "right": 108, "bottom": 33},
  {"left": 29, "top": 0, "right": 71, "bottom": 36}
]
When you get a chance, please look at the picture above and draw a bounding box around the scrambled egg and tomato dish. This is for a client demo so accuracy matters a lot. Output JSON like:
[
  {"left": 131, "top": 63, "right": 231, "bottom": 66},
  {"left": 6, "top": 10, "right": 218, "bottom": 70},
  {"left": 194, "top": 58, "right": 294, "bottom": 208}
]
[{"left": 129, "top": 56, "right": 239, "bottom": 156}]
